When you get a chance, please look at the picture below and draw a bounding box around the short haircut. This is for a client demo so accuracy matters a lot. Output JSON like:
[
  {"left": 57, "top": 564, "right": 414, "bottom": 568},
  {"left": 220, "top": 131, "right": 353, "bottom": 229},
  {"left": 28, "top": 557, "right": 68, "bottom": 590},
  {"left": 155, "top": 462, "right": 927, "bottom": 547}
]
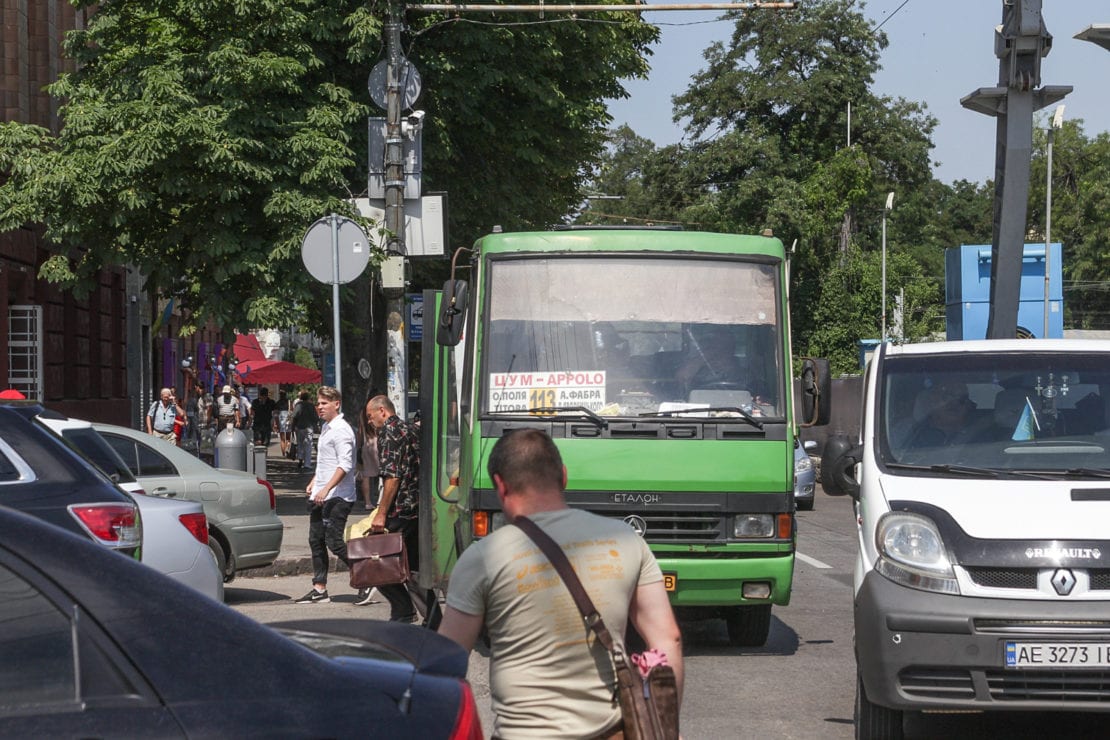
[
  {"left": 487, "top": 429, "right": 564, "bottom": 493},
  {"left": 317, "top": 386, "right": 341, "bottom": 403},
  {"left": 368, "top": 394, "right": 396, "bottom": 414}
]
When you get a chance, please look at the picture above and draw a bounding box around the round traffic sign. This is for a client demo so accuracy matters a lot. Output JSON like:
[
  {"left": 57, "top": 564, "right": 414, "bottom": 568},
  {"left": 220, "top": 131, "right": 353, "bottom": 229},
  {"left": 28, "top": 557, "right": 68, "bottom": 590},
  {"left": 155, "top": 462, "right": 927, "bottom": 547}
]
[
  {"left": 301, "top": 216, "right": 371, "bottom": 285},
  {"left": 368, "top": 57, "right": 422, "bottom": 111}
]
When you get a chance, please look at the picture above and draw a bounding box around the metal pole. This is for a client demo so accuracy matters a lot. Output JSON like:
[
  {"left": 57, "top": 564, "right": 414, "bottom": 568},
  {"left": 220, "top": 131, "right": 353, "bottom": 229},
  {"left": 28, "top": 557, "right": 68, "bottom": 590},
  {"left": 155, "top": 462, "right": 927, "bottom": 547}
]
[
  {"left": 1043, "top": 125, "right": 1052, "bottom": 338},
  {"left": 881, "top": 211, "right": 886, "bottom": 341},
  {"left": 881, "top": 192, "right": 893, "bottom": 341},
  {"left": 385, "top": 2, "right": 408, "bottom": 415},
  {"left": 330, "top": 214, "right": 343, "bottom": 393}
]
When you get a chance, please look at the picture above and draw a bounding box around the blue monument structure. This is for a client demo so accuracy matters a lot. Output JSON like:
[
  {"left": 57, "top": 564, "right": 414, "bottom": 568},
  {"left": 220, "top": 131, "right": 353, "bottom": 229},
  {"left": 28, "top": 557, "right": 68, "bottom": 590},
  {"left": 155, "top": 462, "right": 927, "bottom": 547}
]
[{"left": 945, "top": 243, "right": 1063, "bottom": 340}]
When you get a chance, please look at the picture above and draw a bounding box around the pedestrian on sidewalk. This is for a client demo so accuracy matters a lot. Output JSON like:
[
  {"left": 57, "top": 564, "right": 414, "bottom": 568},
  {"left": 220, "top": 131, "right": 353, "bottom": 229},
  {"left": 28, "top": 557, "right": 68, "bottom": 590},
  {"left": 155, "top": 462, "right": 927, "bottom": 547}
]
[
  {"left": 357, "top": 392, "right": 383, "bottom": 512},
  {"left": 146, "top": 388, "right": 184, "bottom": 445},
  {"left": 277, "top": 389, "right": 293, "bottom": 458},
  {"left": 366, "top": 394, "right": 423, "bottom": 622},
  {"left": 251, "top": 387, "right": 277, "bottom": 449},
  {"left": 438, "top": 429, "right": 684, "bottom": 738},
  {"left": 294, "top": 386, "right": 357, "bottom": 605},
  {"left": 214, "top": 385, "right": 240, "bottom": 430},
  {"left": 293, "top": 390, "right": 317, "bottom": 470}
]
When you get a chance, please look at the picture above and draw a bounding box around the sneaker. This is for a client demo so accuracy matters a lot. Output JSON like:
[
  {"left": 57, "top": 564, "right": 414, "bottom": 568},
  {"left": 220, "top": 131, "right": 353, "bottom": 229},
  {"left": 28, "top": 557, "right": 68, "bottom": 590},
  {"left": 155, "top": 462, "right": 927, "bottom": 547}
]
[
  {"left": 354, "top": 587, "right": 381, "bottom": 606},
  {"left": 294, "top": 589, "right": 330, "bottom": 604}
]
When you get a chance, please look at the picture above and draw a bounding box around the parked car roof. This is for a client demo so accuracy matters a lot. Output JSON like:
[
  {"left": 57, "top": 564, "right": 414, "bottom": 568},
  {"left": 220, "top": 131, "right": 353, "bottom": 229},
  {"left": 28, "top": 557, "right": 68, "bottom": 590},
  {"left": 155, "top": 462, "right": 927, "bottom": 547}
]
[{"left": 0, "top": 402, "right": 139, "bottom": 556}]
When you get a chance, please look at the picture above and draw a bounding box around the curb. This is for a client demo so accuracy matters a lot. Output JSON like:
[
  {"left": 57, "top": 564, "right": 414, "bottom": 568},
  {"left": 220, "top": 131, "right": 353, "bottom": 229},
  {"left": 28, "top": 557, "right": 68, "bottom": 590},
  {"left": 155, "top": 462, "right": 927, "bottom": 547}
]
[{"left": 241, "top": 557, "right": 350, "bottom": 579}]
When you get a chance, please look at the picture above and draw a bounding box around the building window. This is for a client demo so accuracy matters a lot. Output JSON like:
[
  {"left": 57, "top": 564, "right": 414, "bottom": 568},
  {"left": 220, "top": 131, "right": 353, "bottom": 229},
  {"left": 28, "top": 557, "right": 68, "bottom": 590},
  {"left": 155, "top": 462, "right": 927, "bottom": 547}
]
[{"left": 8, "top": 305, "right": 43, "bottom": 401}]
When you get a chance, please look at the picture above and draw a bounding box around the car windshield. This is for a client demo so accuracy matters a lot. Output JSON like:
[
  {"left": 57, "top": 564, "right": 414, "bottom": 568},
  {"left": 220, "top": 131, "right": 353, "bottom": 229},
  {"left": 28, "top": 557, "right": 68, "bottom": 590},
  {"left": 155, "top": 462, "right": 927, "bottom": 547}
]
[
  {"left": 482, "top": 256, "right": 785, "bottom": 419},
  {"left": 879, "top": 351, "right": 1110, "bottom": 474}
]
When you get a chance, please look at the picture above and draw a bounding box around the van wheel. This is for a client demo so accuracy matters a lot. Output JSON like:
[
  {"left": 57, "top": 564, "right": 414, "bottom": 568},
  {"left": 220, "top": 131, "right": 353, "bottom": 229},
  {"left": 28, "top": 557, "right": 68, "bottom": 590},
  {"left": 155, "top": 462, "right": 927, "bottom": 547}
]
[
  {"left": 725, "top": 604, "right": 771, "bottom": 646},
  {"left": 855, "top": 669, "right": 903, "bottom": 740}
]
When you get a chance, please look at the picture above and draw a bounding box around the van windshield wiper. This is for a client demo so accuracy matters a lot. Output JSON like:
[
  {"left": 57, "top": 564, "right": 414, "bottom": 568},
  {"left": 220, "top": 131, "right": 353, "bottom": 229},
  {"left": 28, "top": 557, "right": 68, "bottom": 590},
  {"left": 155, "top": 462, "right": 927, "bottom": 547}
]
[
  {"left": 886, "top": 462, "right": 1049, "bottom": 479},
  {"left": 487, "top": 406, "right": 608, "bottom": 430},
  {"left": 638, "top": 407, "right": 763, "bottom": 430},
  {"left": 1064, "top": 467, "right": 1110, "bottom": 479}
]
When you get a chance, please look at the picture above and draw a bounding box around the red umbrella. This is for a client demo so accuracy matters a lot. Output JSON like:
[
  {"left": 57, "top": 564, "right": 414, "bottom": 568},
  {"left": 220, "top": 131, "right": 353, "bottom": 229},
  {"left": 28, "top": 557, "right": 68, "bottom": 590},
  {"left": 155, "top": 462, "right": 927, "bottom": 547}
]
[
  {"left": 235, "top": 360, "right": 321, "bottom": 386},
  {"left": 233, "top": 334, "right": 267, "bottom": 361}
]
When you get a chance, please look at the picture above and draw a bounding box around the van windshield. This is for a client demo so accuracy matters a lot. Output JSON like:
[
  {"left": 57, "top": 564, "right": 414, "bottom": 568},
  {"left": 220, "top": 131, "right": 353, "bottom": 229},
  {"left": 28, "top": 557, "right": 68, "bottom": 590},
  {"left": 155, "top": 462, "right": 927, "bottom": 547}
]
[
  {"left": 482, "top": 256, "right": 785, "bottom": 419},
  {"left": 878, "top": 351, "right": 1110, "bottom": 473}
]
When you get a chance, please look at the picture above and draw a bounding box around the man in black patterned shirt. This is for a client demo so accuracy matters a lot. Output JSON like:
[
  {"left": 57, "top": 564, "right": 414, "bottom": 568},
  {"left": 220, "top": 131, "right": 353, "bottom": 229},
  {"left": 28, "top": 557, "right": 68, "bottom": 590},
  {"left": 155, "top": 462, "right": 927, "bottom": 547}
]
[{"left": 366, "top": 394, "right": 423, "bottom": 622}]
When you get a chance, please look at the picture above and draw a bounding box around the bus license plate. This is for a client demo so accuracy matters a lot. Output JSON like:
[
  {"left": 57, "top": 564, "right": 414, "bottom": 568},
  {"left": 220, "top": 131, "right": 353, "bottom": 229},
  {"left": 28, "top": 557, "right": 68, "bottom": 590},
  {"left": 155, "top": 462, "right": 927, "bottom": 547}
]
[
  {"left": 1005, "top": 642, "right": 1110, "bottom": 668},
  {"left": 663, "top": 573, "right": 677, "bottom": 592}
]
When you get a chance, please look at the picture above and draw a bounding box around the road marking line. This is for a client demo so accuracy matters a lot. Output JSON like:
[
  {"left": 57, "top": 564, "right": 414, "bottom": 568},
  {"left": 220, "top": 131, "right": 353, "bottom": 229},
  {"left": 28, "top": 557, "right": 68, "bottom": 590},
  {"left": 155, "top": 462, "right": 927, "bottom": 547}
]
[{"left": 796, "top": 551, "right": 833, "bottom": 569}]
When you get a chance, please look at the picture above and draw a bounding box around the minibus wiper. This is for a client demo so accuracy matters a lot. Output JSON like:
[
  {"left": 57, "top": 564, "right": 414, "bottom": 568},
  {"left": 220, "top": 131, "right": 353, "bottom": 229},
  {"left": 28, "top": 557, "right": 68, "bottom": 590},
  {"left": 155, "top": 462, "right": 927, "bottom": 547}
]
[
  {"left": 638, "top": 407, "right": 763, "bottom": 430},
  {"left": 526, "top": 406, "right": 609, "bottom": 430}
]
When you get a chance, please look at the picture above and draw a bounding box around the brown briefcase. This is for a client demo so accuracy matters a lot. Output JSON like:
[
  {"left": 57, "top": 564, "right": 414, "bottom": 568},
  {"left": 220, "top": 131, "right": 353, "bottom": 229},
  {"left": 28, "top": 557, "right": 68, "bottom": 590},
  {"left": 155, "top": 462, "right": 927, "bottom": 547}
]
[{"left": 347, "top": 533, "right": 410, "bottom": 588}]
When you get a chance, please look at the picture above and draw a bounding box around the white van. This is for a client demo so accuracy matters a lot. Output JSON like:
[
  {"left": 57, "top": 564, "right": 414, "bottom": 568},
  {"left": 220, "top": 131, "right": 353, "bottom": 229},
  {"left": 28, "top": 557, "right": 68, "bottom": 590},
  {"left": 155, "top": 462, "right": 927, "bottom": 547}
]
[{"left": 823, "top": 339, "right": 1110, "bottom": 739}]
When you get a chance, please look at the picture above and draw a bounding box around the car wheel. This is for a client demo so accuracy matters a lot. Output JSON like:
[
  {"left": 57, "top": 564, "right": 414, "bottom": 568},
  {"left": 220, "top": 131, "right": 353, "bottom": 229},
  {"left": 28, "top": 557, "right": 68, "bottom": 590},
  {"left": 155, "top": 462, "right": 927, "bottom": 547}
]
[
  {"left": 855, "top": 669, "right": 903, "bottom": 740},
  {"left": 725, "top": 604, "right": 771, "bottom": 647},
  {"left": 208, "top": 535, "right": 235, "bottom": 584},
  {"left": 796, "top": 497, "right": 814, "bottom": 512}
]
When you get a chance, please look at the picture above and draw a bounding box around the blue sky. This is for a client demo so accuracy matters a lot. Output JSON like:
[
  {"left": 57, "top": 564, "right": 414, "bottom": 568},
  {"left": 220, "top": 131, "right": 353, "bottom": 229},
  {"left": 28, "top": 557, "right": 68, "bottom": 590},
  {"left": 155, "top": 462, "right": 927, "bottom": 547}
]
[{"left": 605, "top": 0, "right": 1110, "bottom": 184}]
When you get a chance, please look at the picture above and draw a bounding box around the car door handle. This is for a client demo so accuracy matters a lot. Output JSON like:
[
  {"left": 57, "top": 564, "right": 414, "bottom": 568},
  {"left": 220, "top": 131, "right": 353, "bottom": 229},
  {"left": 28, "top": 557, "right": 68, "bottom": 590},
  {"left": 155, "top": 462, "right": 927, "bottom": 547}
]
[{"left": 151, "top": 487, "right": 178, "bottom": 498}]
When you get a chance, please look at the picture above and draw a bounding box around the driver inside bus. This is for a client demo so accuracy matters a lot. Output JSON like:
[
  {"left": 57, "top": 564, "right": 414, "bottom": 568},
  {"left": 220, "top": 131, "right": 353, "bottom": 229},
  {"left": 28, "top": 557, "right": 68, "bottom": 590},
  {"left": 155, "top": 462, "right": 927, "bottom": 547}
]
[{"left": 675, "top": 327, "right": 745, "bottom": 396}]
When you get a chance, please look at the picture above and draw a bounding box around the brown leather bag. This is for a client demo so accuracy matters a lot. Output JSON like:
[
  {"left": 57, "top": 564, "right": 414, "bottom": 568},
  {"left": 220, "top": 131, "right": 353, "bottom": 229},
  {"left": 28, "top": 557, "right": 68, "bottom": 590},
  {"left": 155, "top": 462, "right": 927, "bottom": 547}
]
[
  {"left": 347, "top": 533, "right": 410, "bottom": 588},
  {"left": 514, "top": 516, "right": 679, "bottom": 740}
]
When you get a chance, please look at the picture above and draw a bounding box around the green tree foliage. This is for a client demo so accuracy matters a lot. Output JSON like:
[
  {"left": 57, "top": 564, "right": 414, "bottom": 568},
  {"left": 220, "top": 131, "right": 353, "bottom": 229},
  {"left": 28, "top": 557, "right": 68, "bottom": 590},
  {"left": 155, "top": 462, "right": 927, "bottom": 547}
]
[
  {"left": 1026, "top": 120, "right": 1110, "bottom": 330},
  {"left": 0, "top": 0, "right": 657, "bottom": 337},
  {"left": 586, "top": 0, "right": 1006, "bottom": 372}
]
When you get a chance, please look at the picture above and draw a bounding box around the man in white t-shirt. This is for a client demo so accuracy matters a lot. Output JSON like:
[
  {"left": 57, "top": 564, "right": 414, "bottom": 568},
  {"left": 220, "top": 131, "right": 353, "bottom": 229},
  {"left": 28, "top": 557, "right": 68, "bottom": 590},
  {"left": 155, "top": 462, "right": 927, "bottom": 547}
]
[
  {"left": 438, "top": 429, "right": 684, "bottom": 739},
  {"left": 294, "top": 386, "right": 357, "bottom": 604}
]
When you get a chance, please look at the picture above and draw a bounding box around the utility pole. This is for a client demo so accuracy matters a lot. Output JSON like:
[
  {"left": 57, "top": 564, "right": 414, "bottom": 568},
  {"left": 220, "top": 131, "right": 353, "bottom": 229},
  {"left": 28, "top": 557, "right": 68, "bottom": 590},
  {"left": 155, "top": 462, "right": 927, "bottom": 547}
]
[
  {"left": 961, "top": 0, "right": 1069, "bottom": 339},
  {"left": 384, "top": 1, "right": 409, "bottom": 416}
]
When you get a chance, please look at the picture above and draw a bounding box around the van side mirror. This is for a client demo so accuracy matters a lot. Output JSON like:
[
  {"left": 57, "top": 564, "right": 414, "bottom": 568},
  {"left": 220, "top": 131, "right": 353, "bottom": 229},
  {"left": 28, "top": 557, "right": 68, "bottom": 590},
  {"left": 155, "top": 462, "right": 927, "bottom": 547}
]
[
  {"left": 820, "top": 433, "right": 861, "bottom": 499},
  {"left": 436, "top": 280, "right": 468, "bottom": 347},
  {"left": 799, "top": 357, "right": 831, "bottom": 427}
]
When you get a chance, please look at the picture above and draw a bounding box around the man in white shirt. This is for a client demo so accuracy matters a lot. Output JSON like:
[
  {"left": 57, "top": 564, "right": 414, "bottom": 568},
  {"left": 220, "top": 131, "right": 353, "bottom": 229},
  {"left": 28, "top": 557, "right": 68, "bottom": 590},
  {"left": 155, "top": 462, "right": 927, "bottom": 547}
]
[{"left": 294, "top": 386, "right": 357, "bottom": 604}]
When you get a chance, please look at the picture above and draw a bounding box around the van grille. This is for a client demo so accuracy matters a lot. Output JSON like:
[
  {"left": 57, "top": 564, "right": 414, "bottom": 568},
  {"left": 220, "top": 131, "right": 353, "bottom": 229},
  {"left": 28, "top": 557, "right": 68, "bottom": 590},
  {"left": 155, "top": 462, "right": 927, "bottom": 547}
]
[
  {"left": 899, "top": 669, "right": 975, "bottom": 700},
  {"left": 986, "top": 670, "right": 1110, "bottom": 702},
  {"left": 964, "top": 567, "right": 1037, "bottom": 590},
  {"left": 1090, "top": 570, "right": 1110, "bottom": 590}
]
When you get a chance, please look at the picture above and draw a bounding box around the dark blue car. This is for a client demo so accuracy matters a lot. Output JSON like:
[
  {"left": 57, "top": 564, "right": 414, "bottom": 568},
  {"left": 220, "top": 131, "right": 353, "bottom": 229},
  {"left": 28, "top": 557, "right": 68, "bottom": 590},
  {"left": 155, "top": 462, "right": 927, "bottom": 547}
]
[
  {"left": 0, "top": 401, "right": 140, "bottom": 555},
  {"left": 0, "top": 503, "right": 483, "bottom": 737}
]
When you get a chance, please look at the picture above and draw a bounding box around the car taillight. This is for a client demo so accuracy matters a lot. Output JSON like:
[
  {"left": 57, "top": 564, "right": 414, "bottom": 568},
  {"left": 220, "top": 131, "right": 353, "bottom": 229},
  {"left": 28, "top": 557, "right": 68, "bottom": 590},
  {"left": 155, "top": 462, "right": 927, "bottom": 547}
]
[
  {"left": 448, "top": 681, "right": 483, "bottom": 740},
  {"left": 258, "top": 477, "right": 276, "bottom": 509},
  {"left": 69, "top": 503, "right": 141, "bottom": 549},
  {"left": 178, "top": 512, "right": 209, "bottom": 545}
]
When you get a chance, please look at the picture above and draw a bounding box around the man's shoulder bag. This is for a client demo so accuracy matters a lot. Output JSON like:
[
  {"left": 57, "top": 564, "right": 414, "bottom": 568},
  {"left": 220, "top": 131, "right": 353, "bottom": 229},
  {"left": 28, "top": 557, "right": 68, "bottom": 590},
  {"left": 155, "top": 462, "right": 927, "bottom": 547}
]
[
  {"left": 347, "top": 532, "right": 410, "bottom": 588},
  {"left": 514, "top": 515, "right": 679, "bottom": 740}
]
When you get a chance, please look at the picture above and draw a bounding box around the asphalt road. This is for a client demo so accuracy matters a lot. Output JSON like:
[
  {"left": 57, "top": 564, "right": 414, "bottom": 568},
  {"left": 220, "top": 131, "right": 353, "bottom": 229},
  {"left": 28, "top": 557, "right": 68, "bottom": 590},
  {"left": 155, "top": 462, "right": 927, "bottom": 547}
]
[{"left": 228, "top": 489, "right": 1110, "bottom": 739}]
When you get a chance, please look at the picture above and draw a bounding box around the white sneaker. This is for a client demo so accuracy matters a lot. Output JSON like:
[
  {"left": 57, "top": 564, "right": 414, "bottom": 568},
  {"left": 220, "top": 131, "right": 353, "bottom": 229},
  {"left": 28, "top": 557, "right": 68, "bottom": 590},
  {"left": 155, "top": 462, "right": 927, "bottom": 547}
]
[{"left": 353, "top": 587, "right": 381, "bottom": 606}]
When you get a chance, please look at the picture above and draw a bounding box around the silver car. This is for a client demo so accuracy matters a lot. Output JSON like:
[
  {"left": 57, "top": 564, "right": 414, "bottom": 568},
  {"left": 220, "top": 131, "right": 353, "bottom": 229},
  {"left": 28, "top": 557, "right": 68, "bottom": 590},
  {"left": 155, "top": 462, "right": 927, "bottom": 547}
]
[
  {"left": 94, "top": 423, "right": 283, "bottom": 583},
  {"left": 794, "top": 438, "right": 817, "bottom": 511},
  {"left": 37, "top": 414, "right": 223, "bottom": 600}
]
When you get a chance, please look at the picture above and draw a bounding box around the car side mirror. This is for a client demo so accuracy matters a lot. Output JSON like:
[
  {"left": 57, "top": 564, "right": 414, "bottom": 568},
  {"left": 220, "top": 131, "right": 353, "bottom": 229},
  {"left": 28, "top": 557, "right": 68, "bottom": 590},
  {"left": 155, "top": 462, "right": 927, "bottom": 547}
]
[
  {"left": 437, "top": 280, "right": 468, "bottom": 347},
  {"left": 820, "top": 433, "right": 861, "bottom": 499}
]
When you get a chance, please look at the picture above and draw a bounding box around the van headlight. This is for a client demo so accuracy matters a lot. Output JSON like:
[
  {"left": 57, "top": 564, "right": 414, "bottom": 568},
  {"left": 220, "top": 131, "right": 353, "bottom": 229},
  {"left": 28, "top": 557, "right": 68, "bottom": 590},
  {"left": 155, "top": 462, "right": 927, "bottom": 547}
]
[{"left": 875, "top": 512, "right": 959, "bottom": 594}]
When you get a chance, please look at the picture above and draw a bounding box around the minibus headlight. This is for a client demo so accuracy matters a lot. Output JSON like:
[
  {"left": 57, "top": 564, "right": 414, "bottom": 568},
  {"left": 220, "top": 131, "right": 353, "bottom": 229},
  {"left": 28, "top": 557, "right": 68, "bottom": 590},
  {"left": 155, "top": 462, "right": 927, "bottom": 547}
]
[{"left": 733, "top": 514, "right": 774, "bottom": 538}]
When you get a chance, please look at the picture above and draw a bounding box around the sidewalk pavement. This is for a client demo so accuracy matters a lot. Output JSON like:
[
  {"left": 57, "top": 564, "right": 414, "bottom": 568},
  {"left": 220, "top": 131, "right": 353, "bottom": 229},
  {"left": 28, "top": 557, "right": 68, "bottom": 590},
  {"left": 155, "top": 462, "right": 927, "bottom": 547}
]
[{"left": 238, "top": 443, "right": 377, "bottom": 579}]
